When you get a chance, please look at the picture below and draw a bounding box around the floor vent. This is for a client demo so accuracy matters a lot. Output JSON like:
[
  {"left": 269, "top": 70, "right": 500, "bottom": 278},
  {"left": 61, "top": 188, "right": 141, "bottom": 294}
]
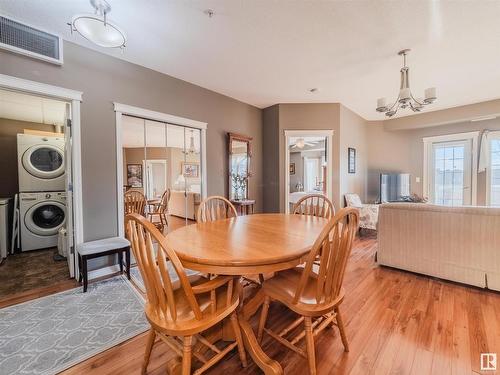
[{"left": 0, "top": 15, "right": 63, "bottom": 65}]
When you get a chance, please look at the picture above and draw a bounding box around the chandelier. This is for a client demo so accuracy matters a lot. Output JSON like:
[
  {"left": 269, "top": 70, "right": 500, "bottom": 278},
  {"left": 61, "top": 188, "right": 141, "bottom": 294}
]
[
  {"left": 182, "top": 130, "right": 200, "bottom": 155},
  {"left": 69, "top": 0, "right": 126, "bottom": 49},
  {"left": 376, "top": 49, "right": 436, "bottom": 117}
]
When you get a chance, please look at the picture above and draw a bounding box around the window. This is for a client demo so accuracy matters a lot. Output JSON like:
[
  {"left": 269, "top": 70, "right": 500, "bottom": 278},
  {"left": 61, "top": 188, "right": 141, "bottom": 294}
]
[
  {"left": 423, "top": 132, "right": 478, "bottom": 206},
  {"left": 488, "top": 135, "right": 500, "bottom": 207}
]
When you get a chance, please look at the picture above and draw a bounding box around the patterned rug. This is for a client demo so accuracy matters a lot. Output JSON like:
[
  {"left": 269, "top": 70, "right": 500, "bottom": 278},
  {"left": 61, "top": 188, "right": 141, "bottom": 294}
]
[
  {"left": 130, "top": 264, "right": 199, "bottom": 293},
  {"left": 0, "top": 276, "right": 148, "bottom": 375}
]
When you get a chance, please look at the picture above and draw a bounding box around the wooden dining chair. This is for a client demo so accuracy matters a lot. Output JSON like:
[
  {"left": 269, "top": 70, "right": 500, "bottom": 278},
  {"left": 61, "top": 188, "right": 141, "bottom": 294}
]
[
  {"left": 124, "top": 190, "right": 146, "bottom": 216},
  {"left": 256, "top": 207, "right": 359, "bottom": 375},
  {"left": 292, "top": 194, "right": 335, "bottom": 219},
  {"left": 147, "top": 189, "right": 170, "bottom": 232},
  {"left": 197, "top": 196, "right": 237, "bottom": 223},
  {"left": 125, "top": 213, "right": 247, "bottom": 375}
]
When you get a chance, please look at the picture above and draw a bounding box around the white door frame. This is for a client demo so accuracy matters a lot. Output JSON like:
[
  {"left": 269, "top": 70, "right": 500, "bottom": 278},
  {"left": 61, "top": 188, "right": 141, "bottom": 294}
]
[
  {"left": 114, "top": 102, "right": 208, "bottom": 236},
  {"left": 0, "top": 73, "right": 84, "bottom": 277},
  {"left": 284, "top": 130, "right": 334, "bottom": 213},
  {"left": 143, "top": 159, "right": 168, "bottom": 200},
  {"left": 423, "top": 131, "right": 479, "bottom": 205},
  {"left": 486, "top": 130, "right": 500, "bottom": 206}
]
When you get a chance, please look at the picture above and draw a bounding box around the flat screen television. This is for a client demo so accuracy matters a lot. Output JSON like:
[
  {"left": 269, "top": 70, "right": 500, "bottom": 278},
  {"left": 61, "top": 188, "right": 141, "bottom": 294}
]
[{"left": 380, "top": 173, "right": 411, "bottom": 202}]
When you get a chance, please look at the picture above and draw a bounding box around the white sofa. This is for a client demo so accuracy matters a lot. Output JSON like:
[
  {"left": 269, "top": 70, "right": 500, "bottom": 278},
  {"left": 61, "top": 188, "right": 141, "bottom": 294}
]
[
  {"left": 377, "top": 203, "right": 500, "bottom": 291},
  {"left": 168, "top": 190, "right": 201, "bottom": 220}
]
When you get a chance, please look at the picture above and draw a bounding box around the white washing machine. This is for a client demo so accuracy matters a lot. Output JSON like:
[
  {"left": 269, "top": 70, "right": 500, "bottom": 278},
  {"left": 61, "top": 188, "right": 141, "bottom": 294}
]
[
  {"left": 19, "top": 192, "right": 66, "bottom": 251},
  {"left": 17, "top": 133, "right": 65, "bottom": 192}
]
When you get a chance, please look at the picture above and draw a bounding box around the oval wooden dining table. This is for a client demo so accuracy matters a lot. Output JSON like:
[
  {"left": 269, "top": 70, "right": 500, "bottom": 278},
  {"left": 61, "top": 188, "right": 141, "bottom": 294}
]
[{"left": 165, "top": 213, "right": 328, "bottom": 375}]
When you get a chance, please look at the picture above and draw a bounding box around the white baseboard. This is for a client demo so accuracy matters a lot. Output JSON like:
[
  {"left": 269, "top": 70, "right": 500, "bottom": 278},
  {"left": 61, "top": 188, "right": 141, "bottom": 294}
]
[{"left": 88, "top": 265, "right": 121, "bottom": 281}]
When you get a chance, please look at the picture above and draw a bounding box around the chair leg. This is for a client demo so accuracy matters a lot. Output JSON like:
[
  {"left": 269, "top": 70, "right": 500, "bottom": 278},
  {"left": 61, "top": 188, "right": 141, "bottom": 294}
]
[
  {"left": 304, "top": 317, "right": 316, "bottom": 375},
  {"left": 230, "top": 313, "right": 248, "bottom": 367},
  {"left": 335, "top": 306, "right": 349, "bottom": 352},
  {"left": 257, "top": 296, "right": 271, "bottom": 343},
  {"left": 82, "top": 256, "right": 88, "bottom": 293},
  {"left": 142, "top": 328, "right": 156, "bottom": 375},
  {"left": 181, "top": 336, "right": 192, "bottom": 375}
]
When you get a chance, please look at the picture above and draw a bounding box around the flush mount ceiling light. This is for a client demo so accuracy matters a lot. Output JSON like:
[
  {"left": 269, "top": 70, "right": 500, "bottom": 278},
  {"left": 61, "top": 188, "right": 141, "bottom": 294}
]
[
  {"left": 376, "top": 49, "right": 436, "bottom": 117},
  {"left": 69, "top": 0, "right": 126, "bottom": 49}
]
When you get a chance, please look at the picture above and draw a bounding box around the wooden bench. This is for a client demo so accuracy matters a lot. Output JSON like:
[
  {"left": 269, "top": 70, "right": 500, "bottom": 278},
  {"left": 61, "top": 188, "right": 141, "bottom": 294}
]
[{"left": 77, "top": 237, "right": 131, "bottom": 292}]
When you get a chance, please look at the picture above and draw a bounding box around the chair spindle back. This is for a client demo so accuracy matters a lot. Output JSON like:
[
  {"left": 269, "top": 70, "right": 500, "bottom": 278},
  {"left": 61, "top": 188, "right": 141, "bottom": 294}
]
[
  {"left": 294, "top": 207, "right": 359, "bottom": 305},
  {"left": 197, "top": 196, "right": 237, "bottom": 223},
  {"left": 126, "top": 213, "right": 203, "bottom": 321},
  {"left": 292, "top": 194, "right": 335, "bottom": 219},
  {"left": 124, "top": 191, "right": 146, "bottom": 216}
]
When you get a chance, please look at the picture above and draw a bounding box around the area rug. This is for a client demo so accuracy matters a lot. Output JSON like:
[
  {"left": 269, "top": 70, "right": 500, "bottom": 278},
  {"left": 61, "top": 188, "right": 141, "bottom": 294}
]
[
  {"left": 130, "top": 264, "right": 199, "bottom": 294},
  {"left": 0, "top": 276, "right": 148, "bottom": 375}
]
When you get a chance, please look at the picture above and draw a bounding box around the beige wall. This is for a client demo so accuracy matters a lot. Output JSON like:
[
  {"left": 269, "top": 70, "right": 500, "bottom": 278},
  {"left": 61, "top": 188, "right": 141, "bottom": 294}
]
[
  {"left": 278, "top": 103, "right": 341, "bottom": 211},
  {"left": 339, "top": 105, "right": 367, "bottom": 206},
  {"left": 263, "top": 103, "right": 370, "bottom": 211},
  {"left": 0, "top": 41, "right": 263, "bottom": 242},
  {"left": 366, "top": 118, "right": 500, "bottom": 204},
  {"left": 0, "top": 119, "right": 55, "bottom": 198}
]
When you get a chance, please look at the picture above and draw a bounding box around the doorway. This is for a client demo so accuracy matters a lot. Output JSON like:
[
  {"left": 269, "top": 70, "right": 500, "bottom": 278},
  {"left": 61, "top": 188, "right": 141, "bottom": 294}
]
[
  {"left": 0, "top": 74, "right": 83, "bottom": 298},
  {"left": 423, "top": 132, "right": 478, "bottom": 206},
  {"left": 284, "top": 130, "right": 334, "bottom": 213}
]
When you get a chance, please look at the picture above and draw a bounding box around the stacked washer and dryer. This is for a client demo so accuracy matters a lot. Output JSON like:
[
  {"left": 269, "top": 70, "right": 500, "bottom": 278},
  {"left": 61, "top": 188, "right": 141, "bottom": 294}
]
[{"left": 17, "top": 134, "right": 67, "bottom": 252}]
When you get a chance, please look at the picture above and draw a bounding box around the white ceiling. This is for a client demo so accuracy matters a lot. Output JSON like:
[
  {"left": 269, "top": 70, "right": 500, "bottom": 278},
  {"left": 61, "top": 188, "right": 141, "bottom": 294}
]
[
  {"left": 0, "top": 88, "right": 66, "bottom": 125},
  {"left": 2, "top": 1, "right": 500, "bottom": 120},
  {"left": 122, "top": 115, "right": 200, "bottom": 149}
]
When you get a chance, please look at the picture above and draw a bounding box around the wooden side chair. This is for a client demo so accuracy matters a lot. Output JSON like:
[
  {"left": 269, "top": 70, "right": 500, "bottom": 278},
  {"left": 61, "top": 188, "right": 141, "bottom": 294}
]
[
  {"left": 197, "top": 196, "right": 237, "bottom": 223},
  {"left": 257, "top": 207, "right": 359, "bottom": 375},
  {"left": 147, "top": 189, "right": 170, "bottom": 232},
  {"left": 125, "top": 213, "right": 247, "bottom": 375},
  {"left": 125, "top": 190, "right": 146, "bottom": 216},
  {"left": 292, "top": 194, "right": 335, "bottom": 219}
]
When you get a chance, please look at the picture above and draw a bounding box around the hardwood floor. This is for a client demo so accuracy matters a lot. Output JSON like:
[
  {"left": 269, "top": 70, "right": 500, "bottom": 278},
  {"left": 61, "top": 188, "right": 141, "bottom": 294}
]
[
  {"left": 57, "top": 233, "right": 500, "bottom": 375},
  {"left": 0, "top": 247, "right": 73, "bottom": 299}
]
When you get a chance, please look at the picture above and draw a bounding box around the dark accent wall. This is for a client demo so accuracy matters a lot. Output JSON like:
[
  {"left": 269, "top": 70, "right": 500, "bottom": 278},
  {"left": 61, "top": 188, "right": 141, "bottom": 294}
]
[
  {"left": 262, "top": 105, "right": 280, "bottom": 212},
  {"left": 0, "top": 42, "right": 263, "bottom": 242}
]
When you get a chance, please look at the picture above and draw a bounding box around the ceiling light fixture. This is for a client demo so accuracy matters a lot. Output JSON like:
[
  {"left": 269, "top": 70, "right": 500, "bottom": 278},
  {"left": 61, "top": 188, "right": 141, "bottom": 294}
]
[
  {"left": 376, "top": 49, "right": 436, "bottom": 117},
  {"left": 69, "top": 0, "right": 126, "bottom": 49},
  {"left": 183, "top": 130, "right": 200, "bottom": 155}
]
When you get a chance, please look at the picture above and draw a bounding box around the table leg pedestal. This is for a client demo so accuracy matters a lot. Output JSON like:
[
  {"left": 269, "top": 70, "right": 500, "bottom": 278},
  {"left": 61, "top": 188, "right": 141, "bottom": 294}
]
[{"left": 238, "top": 288, "right": 283, "bottom": 375}]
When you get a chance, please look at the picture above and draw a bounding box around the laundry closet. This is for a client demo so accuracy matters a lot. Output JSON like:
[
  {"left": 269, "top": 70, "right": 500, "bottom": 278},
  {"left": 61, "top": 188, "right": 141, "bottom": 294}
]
[{"left": 0, "top": 88, "right": 72, "bottom": 298}]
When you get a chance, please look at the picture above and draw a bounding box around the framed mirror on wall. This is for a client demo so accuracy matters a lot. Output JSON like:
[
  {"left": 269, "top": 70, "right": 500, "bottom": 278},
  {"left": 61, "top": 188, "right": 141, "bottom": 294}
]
[{"left": 228, "top": 133, "right": 255, "bottom": 214}]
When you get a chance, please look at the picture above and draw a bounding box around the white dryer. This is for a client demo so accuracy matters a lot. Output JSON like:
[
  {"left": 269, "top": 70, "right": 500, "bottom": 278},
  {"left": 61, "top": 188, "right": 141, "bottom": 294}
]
[
  {"left": 19, "top": 192, "right": 66, "bottom": 251},
  {"left": 17, "top": 133, "right": 65, "bottom": 192}
]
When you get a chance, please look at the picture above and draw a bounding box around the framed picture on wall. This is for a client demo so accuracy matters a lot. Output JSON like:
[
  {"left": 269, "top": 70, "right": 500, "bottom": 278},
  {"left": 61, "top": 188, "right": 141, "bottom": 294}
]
[
  {"left": 182, "top": 162, "right": 199, "bottom": 178},
  {"left": 127, "top": 164, "right": 143, "bottom": 187},
  {"left": 290, "top": 163, "right": 296, "bottom": 175},
  {"left": 348, "top": 147, "right": 356, "bottom": 174}
]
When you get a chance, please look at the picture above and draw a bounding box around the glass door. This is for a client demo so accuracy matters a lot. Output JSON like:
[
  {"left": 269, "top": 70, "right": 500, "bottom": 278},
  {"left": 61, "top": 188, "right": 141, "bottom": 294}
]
[{"left": 430, "top": 140, "right": 472, "bottom": 206}]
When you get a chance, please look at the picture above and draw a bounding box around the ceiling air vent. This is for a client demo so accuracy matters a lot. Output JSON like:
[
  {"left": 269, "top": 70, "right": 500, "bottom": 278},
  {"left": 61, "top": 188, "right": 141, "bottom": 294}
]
[{"left": 0, "top": 15, "right": 63, "bottom": 65}]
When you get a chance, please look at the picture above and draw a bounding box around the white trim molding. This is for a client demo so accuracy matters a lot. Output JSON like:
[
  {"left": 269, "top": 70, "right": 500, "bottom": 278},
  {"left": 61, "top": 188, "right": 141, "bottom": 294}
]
[
  {"left": 113, "top": 102, "right": 207, "bottom": 130},
  {"left": 0, "top": 73, "right": 84, "bottom": 278},
  {"left": 0, "top": 74, "right": 81, "bottom": 101},
  {"left": 284, "top": 130, "right": 334, "bottom": 213},
  {"left": 114, "top": 103, "right": 208, "bottom": 236},
  {"left": 486, "top": 130, "right": 500, "bottom": 206},
  {"left": 423, "top": 131, "right": 479, "bottom": 205}
]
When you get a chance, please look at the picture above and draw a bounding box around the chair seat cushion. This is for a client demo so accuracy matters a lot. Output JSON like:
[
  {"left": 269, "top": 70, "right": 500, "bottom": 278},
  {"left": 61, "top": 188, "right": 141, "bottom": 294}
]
[{"left": 77, "top": 237, "right": 130, "bottom": 256}]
